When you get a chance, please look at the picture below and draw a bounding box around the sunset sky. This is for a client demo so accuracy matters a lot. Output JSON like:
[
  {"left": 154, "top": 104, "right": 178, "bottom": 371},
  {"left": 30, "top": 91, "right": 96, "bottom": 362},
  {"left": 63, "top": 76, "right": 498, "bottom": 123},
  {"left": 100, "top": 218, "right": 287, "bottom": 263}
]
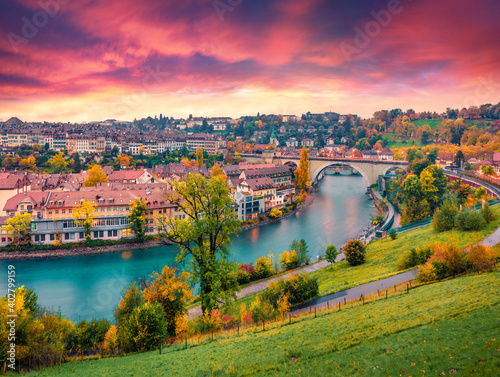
[{"left": 1, "top": 0, "right": 499, "bottom": 122}]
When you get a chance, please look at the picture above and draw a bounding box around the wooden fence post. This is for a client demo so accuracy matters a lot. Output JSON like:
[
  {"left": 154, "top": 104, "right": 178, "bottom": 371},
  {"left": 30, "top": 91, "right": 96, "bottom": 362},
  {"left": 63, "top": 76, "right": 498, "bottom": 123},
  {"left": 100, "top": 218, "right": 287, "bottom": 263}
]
[
  {"left": 237, "top": 323, "right": 240, "bottom": 337},
  {"left": 159, "top": 339, "right": 162, "bottom": 355},
  {"left": 289, "top": 313, "right": 291, "bottom": 324},
  {"left": 338, "top": 301, "right": 341, "bottom": 311},
  {"left": 314, "top": 307, "right": 316, "bottom": 318},
  {"left": 262, "top": 320, "right": 265, "bottom": 331}
]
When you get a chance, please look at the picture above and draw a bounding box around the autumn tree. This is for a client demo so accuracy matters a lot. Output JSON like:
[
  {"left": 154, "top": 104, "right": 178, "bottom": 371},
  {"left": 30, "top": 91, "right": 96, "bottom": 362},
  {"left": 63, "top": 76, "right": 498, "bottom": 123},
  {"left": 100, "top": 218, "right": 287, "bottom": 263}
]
[
  {"left": 196, "top": 145, "right": 204, "bottom": 167},
  {"left": 157, "top": 174, "right": 240, "bottom": 314},
  {"left": 295, "top": 147, "right": 311, "bottom": 190},
  {"left": 47, "top": 152, "right": 68, "bottom": 172},
  {"left": 19, "top": 156, "right": 37, "bottom": 171},
  {"left": 117, "top": 154, "right": 130, "bottom": 168},
  {"left": 210, "top": 163, "right": 227, "bottom": 181},
  {"left": 84, "top": 164, "right": 108, "bottom": 187},
  {"left": 6, "top": 212, "right": 33, "bottom": 245},
  {"left": 127, "top": 198, "right": 147, "bottom": 242},
  {"left": 419, "top": 165, "right": 448, "bottom": 212},
  {"left": 142, "top": 266, "right": 192, "bottom": 337},
  {"left": 73, "top": 199, "right": 96, "bottom": 241}
]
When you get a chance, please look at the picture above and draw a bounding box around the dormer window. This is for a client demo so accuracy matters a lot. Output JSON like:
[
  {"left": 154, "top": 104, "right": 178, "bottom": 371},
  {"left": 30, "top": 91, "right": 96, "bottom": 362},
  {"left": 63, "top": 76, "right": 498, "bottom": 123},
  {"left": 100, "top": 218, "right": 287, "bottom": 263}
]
[
  {"left": 50, "top": 201, "right": 54, "bottom": 206},
  {"left": 58, "top": 200, "right": 63, "bottom": 206}
]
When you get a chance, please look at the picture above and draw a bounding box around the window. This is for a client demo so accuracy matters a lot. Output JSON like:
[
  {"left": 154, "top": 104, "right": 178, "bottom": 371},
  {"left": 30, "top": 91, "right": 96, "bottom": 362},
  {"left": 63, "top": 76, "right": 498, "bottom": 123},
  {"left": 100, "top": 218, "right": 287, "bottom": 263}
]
[
  {"left": 55, "top": 210, "right": 59, "bottom": 215},
  {"left": 79, "top": 232, "right": 84, "bottom": 239},
  {"left": 62, "top": 209, "right": 65, "bottom": 214},
  {"left": 20, "top": 205, "right": 24, "bottom": 210},
  {"left": 99, "top": 231, "right": 104, "bottom": 238},
  {"left": 48, "top": 211, "right": 52, "bottom": 215},
  {"left": 114, "top": 207, "right": 117, "bottom": 212},
  {"left": 107, "top": 207, "right": 111, "bottom": 212},
  {"left": 113, "top": 230, "right": 117, "bottom": 237},
  {"left": 94, "top": 231, "right": 98, "bottom": 238},
  {"left": 120, "top": 207, "right": 123, "bottom": 211},
  {"left": 108, "top": 230, "right": 112, "bottom": 237},
  {"left": 69, "top": 209, "right": 72, "bottom": 214},
  {"left": 101, "top": 208, "right": 104, "bottom": 212},
  {"left": 65, "top": 233, "right": 70, "bottom": 240},
  {"left": 35, "top": 235, "right": 40, "bottom": 242},
  {"left": 40, "top": 234, "right": 45, "bottom": 242},
  {"left": 50, "top": 234, "right": 55, "bottom": 241}
]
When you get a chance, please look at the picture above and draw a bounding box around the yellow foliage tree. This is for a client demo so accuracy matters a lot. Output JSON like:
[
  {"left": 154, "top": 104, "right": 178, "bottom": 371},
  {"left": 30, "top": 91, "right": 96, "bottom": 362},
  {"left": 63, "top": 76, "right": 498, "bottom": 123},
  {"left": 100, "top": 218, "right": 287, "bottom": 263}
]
[
  {"left": 19, "top": 156, "right": 37, "bottom": 171},
  {"left": 6, "top": 212, "right": 32, "bottom": 245},
  {"left": 210, "top": 163, "right": 227, "bottom": 181},
  {"left": 142, "top": 266, "right": 192, "bottom": 336},
  {"left": 47, "top": 152, "right": 68, "bottom": 172},
  {"left": 84, "top": 164, "right": 108, "bottom": 187},
  {"left": 175, "top": 315, "right": 188, "bottom": 338},
  {"left": 73, "top": 199, "right": 96, "bottom": 241},
  {"left": 196, "top": 146, "right": 204, "bottom": 167},
  {"left": 277, "top": 290, "right": 291, "bottom": 316},
  {"left": 119, "top": 154, "right": 130, "bottom": 168},
  {"left": 103, "top": 325, "right": 119, "bottom": 354},
  {"left": 294, "top": 147, "right": 310, "bottom": 190}
]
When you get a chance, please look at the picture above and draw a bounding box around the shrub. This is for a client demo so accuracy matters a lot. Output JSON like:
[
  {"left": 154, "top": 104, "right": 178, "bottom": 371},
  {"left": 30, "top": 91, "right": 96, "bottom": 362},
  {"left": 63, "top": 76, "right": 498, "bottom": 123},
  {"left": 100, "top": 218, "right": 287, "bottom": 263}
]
[
  {"left": 325, "top": 243, "right": 338, "bottom": 263},
  {"left": 236, "top": 263, "right": 255, "bottom": 284},
  {"left": 455, "top": 208, "right": 485, "bottom": 231},
  {"left": 481, "top": 201, "right": 496, "bottom": 224},
  {"left": 389, "top": 228, "right": 397, "bottom": 240},
  {"left": 255, "top": 254, "right": 274, "bottom": 279},
  {"left": 417, "top": 262, "right": 437, "bottom": 282},
  {"left": 120, "top": 302, "right": 167, "bottom": 352},
  {"left": 290, "top": 239, "right": 310, "bottom": 265},
  {"left": 261, "top": 273, "right": 319, "bottom": 308},
  {"left": 344, "top": 239, "right": 366, "bottom": 266},
  {"left": 432, "top": 199, "right": 458, "bottom": 232},
  {"left": 279, "top": 250, "right": 301, "bottom": 271},
  {"left": 396, "top": 247, "right": 432, "bottom": 270},
  {"left": 269, "top": 208, "right": 283, "bottom": 219},
  {"left": 467, "top": 245, "right": 496, "bottom": 272}
]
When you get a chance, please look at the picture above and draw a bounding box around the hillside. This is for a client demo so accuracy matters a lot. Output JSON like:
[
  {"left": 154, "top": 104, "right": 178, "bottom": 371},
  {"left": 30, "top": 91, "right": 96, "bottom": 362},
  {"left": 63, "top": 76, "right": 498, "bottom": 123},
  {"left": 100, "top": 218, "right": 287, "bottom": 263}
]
[{"left": 30, "top": 271, "right": 500, "bottom": 377}]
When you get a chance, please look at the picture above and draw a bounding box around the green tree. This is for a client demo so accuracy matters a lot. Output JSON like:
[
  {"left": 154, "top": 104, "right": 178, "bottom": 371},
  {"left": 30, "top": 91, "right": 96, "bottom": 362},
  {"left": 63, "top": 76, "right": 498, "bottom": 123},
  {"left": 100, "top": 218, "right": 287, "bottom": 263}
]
[
  {"left": 481, "top": 165, "right": 496, "bottom": 176},
  {"left": 120, "top": 302, "right": 167, "bottom": 352},
  {"left": 344, "top": 239, "right": 366, "bottom": 266},
  {"left": 73, "top": 152, "right": 82, "bottom": 173},
  {"left": 158, "top": 174, "right": 240, "bottom": 314},
  {"left": 481, "top": 201, "right": 496, "bottom": 224},
  {"left": 84, "top": 164, "right": 108, "bottom": 187},
  {"left": 325, "top": 243, "right": 338, "bottom": 263},
  {"left": 289, "top": 239, "right": 310, "bottom": 265},
  {"left": 73, "top": 200, "right": 96, "bottom": 242},
  {"left": 115, "top": 283, "right": 144, "bottom": 329},
  {"left": 294, "top": 147, "right": 310, "bottom": 190},
  {"left": 127, "top": 198, "right": 147, "bottom": 242},
  {"left": 47, "top": 152, "right": 68, "bottom": 172},
  {"left": 5, "top": 212, "right": 32, "bottom": 245},
  {"left": 420, "top": 165, "right": 447, "bottom": 212},
  {"left": 432, "top": 199, "right": 458, "bottom": 232},
  {"left": 454, "top": 150, "right": 465, "bottom": 167}
]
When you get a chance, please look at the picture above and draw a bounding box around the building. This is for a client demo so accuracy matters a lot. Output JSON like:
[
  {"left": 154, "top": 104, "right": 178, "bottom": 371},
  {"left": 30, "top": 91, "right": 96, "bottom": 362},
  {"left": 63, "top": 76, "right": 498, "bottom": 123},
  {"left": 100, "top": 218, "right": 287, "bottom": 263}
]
[
  {"left": 185, "top": 133, "right": 226, "bottom": 154},
  {"left": 301, "top": 139, "right": 314, "bottom": 147},
  {"left": 234, "top": 191, "right": 265, "bottom": 221}
]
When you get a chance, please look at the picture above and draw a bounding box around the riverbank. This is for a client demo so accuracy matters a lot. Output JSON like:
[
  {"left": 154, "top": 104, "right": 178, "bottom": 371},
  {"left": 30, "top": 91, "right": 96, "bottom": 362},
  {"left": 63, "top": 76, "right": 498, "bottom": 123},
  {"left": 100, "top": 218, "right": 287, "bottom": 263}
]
[{"left": 0, "top": 193, "right": 317, "bottom": 261}]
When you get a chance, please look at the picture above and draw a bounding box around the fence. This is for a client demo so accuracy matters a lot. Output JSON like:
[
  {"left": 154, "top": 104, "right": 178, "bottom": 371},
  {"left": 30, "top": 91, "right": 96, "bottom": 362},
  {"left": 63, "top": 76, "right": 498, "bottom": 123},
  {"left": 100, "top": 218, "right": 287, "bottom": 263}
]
[{"left": 158, "top": 280, "right": 425, "bottom": 355}]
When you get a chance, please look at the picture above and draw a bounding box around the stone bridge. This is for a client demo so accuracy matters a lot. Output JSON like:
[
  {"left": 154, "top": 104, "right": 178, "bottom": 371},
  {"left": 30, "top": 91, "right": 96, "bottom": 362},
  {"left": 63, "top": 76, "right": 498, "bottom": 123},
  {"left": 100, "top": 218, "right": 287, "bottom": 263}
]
[{"left": 240, "top": 154, "right": 409, "bottom": 185}]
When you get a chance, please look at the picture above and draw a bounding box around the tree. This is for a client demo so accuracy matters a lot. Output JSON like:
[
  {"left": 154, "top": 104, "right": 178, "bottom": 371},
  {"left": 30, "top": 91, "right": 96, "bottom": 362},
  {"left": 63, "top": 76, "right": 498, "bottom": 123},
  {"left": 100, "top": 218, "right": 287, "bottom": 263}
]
[
  {"left": 210, "top": 163, "right": 227, "bottom": 181},
  {"left": 420, "top": 165, "right": 447, "bottom": 212},
  {"left": 295, "top": 147, "right": 311, "bottom": 190},
  {"left": 289, "top": 239, "right": 310, "bottom": 265},
  {"left": 325, "top": 243, "right": 338, "bottom": 263},
  {"left": 196, "top": 146, "right": 204, "bottom": 167},
  {"left": 481, "top": 201, "right": 496, "bottom": 224},
  {"left": 157, "top": 174, "right": 240, "bottom": 314},
  {"left": 269, "top": 208, "right": 283, "bottom": 219},
  {"left": 19, "top": 156, "right": 37, "bottom": 171},
  {"left": 73, "top": 152, "right": 82, "bottom": 173},
  {"left": 120, "top": 302, "right": 167, "bottom": 352},
  {"left": 84, "top": 164, "right": 108, "bottom": 187},
  {"left": 344, "top": 239, "right": 366, "bottom": 266},
  {"left": 47, "top": 152, "right": 68, "bottom": 172},
  {"left": 127, "top": 198, "right": 147, "bottom": 242},
  {"left": 454, "top": 150, "right": 465, "bottom": 167},
  {"left": 73, "top": 200, "right": 96, "bottom": 241},
  {"left": 432, "top": 199, "right": 458, "bottom": 232},
  {"left": 481, "top": 165, "right": 496, "bottom": 176},
  {"left": 119, "top": 154, "right": 130, "bottom": 168},
  {"left": 142, "top": 266, "right": 192, "bottom": 337},
  {"left": 6, "top": 212, "right": 32, "bottom": 245}
]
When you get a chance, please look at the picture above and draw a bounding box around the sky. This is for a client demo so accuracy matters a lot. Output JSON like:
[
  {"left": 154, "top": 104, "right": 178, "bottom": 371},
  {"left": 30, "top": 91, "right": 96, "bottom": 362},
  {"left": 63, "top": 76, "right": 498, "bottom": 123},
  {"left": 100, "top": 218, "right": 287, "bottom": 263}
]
[{"left": 0, "top": 0, "right": 499, "bottom": 122}]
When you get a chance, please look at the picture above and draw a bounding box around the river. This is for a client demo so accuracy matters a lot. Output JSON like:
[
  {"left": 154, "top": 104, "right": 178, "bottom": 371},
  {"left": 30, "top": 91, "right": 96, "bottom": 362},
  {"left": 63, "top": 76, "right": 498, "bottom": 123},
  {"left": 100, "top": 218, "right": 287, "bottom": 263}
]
[{"left": 0, "top": 174, "right": 374, "bottom": 322}]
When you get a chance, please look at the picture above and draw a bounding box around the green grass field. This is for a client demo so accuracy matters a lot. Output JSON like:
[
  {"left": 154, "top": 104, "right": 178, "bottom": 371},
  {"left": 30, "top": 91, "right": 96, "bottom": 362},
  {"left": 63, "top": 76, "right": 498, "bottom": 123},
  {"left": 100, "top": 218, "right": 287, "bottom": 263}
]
[
  {"left": 311, "top": 207, "right": 500, "bottom": 297},
  {"left": 383, "top": 133, "right": 424, "bottom": 149},
  {"left": 30, "top": 271, "right": 500, "bottom": 376}
]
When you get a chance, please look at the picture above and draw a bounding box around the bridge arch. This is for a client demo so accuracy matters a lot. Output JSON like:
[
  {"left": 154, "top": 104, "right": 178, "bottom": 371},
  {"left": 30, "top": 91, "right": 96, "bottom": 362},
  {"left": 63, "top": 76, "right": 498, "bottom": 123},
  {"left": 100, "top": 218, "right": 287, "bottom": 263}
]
[{"left": 311, "top": 161, "right": 370, "bottom": 185}]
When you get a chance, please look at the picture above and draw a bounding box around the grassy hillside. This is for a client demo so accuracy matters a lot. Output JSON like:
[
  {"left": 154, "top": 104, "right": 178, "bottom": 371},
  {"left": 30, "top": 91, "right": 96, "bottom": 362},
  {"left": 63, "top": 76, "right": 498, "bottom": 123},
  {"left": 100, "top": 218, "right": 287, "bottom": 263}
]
[
  {"left": 312, "top": 208, "right": 500, "bottom": 297},
  {"left": 30, "top": 271, "right": 500, "bottom": 376}
]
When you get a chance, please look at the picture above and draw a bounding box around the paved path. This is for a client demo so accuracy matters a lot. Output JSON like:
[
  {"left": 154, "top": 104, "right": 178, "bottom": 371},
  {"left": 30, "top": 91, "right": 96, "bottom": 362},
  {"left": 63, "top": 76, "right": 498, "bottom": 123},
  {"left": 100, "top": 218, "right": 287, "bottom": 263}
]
[
  {"left": 479, "top": 224, "right": 500, "bottom": 247},
  {"left": 290, "top": 269, "right": 418, "bottom": 315}
]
